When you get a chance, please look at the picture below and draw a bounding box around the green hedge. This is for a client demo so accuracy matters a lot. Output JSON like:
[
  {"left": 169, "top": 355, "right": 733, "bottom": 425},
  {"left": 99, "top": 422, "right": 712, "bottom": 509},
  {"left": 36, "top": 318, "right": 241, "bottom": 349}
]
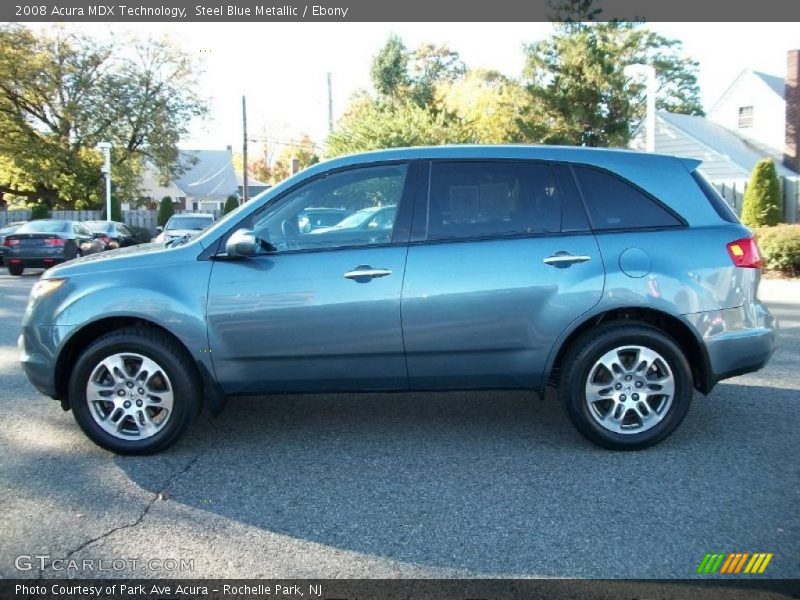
[{"left": 754, "top": 225, "right": 800, "bottom": 276}]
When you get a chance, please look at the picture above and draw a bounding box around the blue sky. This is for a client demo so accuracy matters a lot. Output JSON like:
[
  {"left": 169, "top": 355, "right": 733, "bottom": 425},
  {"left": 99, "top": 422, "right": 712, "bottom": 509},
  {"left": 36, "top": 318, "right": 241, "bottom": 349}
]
[{"left": 37, "top": 22, "right": 800, "bottom": 153}]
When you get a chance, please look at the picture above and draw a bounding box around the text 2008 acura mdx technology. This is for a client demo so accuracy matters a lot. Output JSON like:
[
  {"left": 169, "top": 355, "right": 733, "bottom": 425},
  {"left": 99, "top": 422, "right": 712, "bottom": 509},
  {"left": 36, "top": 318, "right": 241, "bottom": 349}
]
[{"left": 20, "top": 146, "right": 777, "bottom": 454}]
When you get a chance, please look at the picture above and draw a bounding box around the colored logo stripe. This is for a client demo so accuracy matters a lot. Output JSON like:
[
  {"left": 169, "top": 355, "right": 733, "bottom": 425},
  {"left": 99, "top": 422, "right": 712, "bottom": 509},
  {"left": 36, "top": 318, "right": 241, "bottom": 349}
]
[{"left": 698, "top": 553, "right": 773, "bottom": 574}]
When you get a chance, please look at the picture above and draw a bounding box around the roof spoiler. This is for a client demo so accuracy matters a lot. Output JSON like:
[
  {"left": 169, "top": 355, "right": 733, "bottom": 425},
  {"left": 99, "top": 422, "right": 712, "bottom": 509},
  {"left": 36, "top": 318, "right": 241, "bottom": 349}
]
[{"left": 681, "top": 158, "right": 702, "bottom": 172}]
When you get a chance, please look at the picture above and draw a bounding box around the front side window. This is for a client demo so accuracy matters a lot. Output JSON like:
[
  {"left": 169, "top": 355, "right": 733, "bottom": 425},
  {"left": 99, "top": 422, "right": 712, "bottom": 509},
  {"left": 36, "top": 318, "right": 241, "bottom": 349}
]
[
  {"left": 572, "top": 166, "right": 682, "bottom": 230},
  {"left": 427, "top": 161, "right": 562, "bottom": 240},
  {"left": 253, "top": 164, "right": 407, "bottom": 251}
]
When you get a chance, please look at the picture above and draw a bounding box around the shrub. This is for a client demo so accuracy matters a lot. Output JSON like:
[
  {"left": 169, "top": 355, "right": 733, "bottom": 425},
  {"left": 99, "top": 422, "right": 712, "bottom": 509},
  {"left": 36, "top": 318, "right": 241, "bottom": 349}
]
[
  {"left": 103, "top": 196, "right": 122, "bottom": 221},
  {"left": 157, "top": 196, "right": 174, "bottom": 227},
  {"left": 754, "top": 225, "right": 800, "bottom": 276},
  {"left": 741, "top": 159, "right": 782, "bottom": 227},
  {"left": 223, "top": 195, "right": 239, "bottom": 215},
  {"left": 126, "top": 225, "right": 154, "bottom": 244},
  {"left": 30, "top": 203, "right": 50, "bottom": 220}
]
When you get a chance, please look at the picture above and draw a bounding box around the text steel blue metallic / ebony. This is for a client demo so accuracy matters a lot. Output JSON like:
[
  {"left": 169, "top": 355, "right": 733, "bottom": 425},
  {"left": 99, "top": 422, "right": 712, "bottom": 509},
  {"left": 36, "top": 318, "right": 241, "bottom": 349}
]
[{"left": 19, "top": 146, "right": 777, "bottom": 454}]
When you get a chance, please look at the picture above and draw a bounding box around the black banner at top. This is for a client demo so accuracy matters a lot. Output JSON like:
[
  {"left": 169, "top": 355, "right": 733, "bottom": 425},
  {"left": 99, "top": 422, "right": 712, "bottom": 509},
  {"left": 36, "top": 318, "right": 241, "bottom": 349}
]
[{"left": 4, "top": 0, "right": 800, "bottom": 22}]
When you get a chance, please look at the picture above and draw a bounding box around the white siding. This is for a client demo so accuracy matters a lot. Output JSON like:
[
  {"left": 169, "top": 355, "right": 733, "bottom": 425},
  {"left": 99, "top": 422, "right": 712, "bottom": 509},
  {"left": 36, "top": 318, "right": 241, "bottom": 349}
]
[{"left": 708, "top": 71, "right": 786, "bottom": 152}]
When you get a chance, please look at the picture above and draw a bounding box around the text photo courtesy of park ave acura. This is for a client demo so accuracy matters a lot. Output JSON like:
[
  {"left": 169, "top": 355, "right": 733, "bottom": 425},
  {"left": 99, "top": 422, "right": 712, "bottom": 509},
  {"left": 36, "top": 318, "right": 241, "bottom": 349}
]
[{"left": 1, "top": 0, "right": 799, "bottom": 598}]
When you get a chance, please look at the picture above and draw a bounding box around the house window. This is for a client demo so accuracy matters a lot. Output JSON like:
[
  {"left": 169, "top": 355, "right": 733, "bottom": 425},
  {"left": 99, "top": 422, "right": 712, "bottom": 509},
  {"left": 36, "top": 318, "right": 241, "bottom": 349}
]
[{"left": 738, "top": 106, "right": 754, "bottom": 128}]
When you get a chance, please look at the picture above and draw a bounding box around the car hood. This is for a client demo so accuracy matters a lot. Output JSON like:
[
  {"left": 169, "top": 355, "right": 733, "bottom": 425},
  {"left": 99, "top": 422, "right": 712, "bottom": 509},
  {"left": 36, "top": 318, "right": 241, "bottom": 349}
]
[
  {"left": 161, "top": 228, "right": 205, "bottom": 238},
  {"left": 46, "top": 241, "right": 197, "bottom": 278}
]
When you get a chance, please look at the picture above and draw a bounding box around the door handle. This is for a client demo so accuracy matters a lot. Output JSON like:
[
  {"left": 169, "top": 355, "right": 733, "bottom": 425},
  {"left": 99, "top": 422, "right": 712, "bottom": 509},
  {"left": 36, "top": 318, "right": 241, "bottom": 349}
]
[
  {"left": 344, "top": 266, "right": 393, "bottom": 280},
  {"left": 543, "top": 253, "right": 592, "bottom": 266}
]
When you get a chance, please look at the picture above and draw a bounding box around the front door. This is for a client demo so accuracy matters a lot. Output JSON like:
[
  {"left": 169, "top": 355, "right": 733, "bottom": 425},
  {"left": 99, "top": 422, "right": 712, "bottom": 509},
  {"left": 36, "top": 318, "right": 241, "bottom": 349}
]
[{"left": 207, "top": 163, "right": 412, "bottom": 394}]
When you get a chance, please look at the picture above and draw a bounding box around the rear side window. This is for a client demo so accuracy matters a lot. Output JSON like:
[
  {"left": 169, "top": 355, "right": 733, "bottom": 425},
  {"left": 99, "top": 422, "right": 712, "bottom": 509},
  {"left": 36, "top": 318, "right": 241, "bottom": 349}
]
[
  {"left": 572, "top": 166, "right": 682, "bottom": 230},
  {"left": 427, "top": 161, "right": 562, "bottom": 240},
  {"left": 692, "top": 171, "right": 739, "bottom": 223}
]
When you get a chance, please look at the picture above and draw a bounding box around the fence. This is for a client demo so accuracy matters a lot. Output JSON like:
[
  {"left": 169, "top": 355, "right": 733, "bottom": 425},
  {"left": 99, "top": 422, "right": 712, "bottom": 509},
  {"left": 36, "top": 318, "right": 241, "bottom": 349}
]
[{"left": 0, "top": 209, "right": 222, "bottom": 231}]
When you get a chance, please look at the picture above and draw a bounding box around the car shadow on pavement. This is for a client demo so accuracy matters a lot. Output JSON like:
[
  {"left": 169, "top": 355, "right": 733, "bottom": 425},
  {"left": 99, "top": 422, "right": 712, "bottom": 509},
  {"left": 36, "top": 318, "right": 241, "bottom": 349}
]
[{"left": 104, "top": 379, "right": 797, "bottom": 576}]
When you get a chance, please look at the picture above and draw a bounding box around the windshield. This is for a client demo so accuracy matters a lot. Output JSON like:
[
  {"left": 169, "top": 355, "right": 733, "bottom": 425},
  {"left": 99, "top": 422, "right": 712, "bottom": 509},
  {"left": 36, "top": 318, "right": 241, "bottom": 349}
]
[
  {"left": 0, "top": 224, "right": 22, "bottom": 235},
  {"left": 166, "top": 216, "right": 214, "bottom": 231},
  {"left": 16, "top": 220, "right": 70, "bottom": 233},
  {"left": 86, "top": 222, "right": 113, "bottom": 233},
  {"left": 330, "top": 207, "right": 382, "bottom": 229}
]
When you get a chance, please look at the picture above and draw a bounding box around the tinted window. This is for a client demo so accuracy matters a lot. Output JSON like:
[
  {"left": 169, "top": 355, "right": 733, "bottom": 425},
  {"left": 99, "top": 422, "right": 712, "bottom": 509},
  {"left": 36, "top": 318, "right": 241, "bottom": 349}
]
[
  {"left": 166, "top": 216, "right": 214, "bottom": 230},
  {"left": 253, "top": 164, "right": 407, "bottom": 251},
  {"left": 692, "top": 171, "right": 739, "bottom": 223},
  {"left": 86, "top": 221, "right": 113, "bottom": 233},
  {"left": 553, "top": 165, "right": 591, "bottom": 232},
  {"left": 428, "top": 161, "right": 561, "bottom": 240},
  {"left": 118, "top": 224, "right": 132, "bottom": 236},
  {"left": 16, "top": 220, "right": 70, "bottom": 233},
  {"left": 572, "top": 166, "right": 682, "bottom": 230}
]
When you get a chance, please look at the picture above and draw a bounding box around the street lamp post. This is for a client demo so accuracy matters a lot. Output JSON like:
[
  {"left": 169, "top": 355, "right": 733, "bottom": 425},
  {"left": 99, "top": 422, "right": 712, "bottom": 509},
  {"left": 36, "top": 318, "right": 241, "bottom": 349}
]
[
  {"left": 624, "top": 64, "right": 657, "bottom": 153},
  {"left": 97, "top": 142, "right": 112, "bottom": 221}
]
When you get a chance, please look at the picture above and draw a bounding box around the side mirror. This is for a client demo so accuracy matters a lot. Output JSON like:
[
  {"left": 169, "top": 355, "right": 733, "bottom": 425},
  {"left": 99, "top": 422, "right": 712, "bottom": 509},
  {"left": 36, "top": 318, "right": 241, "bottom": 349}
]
[
  {"left": 156, "top": 226, "right": 164, "bottom": 233},
  {"left": 226, "top": 228, "right": 260, "bottom": 258}
]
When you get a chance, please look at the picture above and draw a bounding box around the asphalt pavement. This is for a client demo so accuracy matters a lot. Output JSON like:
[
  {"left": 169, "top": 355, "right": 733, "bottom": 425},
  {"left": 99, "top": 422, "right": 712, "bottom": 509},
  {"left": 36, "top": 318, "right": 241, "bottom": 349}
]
[{"left": 0, "top": 269, "right": 798, "bottom": 580}]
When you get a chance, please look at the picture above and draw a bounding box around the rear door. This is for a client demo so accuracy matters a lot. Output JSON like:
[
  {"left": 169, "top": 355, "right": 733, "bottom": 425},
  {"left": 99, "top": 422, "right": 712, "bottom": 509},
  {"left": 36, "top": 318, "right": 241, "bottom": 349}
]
[{"left": 401, "top": 160, "right": 605, "bottom": 389}]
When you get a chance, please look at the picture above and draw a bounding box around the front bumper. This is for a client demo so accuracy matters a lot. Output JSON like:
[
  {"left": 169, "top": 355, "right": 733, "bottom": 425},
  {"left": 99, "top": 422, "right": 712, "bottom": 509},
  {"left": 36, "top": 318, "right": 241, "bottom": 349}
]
[{"left": 19, "top": 325, "right": 68, "bottom": 399}]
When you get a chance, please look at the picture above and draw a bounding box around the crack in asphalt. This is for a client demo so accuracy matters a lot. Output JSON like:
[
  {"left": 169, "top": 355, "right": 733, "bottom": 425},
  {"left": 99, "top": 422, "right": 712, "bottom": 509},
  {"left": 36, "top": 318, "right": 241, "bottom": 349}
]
[{"left": 36, "top": 418, "right": 220, "bottom": 579}]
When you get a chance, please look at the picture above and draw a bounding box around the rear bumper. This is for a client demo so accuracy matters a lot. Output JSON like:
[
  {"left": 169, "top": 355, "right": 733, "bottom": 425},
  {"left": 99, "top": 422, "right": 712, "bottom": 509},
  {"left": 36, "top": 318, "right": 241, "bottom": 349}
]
[
  {"left": 6, "top": 257, "right": 66, "bottom": 268},
  {"left": 685, "top": 301, "right": 778, "bottom": 390}
]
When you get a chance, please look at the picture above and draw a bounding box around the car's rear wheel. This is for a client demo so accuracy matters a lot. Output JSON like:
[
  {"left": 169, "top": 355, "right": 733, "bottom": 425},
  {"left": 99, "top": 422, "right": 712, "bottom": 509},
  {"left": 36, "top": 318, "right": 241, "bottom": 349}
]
[
  {"left": 8, "top": 263, "right": 23, "bottom": 276},
  {"left": 559, "top": 322, "right": 692, "bottom": 450},
  {"left": 69, "top": 327, "right": 200, "bottom": 455}
]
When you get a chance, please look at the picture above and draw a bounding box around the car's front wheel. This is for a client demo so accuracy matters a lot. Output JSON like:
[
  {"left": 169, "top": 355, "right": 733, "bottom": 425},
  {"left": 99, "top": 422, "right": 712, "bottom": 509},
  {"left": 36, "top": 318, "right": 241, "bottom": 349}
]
[
  {"left": 559, "top": 322, "right": 693, "bottom": 450},
  {"left": 69, "top": 327, "right": 200, "bottom": 455}
]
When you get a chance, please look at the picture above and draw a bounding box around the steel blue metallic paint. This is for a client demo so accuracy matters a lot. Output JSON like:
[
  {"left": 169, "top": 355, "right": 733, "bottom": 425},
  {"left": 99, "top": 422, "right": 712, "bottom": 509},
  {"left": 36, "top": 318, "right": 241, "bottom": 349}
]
[{"left": 19, "top": 145, "right": 777, "bottom": 438}]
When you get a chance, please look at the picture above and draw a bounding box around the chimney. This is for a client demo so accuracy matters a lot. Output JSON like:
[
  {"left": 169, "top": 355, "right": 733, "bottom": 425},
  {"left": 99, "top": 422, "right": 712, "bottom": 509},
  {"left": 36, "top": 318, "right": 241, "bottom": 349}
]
[{"left": 785, "top": 50, "right": 800, "bottom": 173}]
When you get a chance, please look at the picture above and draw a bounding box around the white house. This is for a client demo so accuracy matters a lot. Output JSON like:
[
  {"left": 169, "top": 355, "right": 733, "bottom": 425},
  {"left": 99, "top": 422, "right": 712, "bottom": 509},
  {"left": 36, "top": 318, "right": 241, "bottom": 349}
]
[
  {"left": 128, "top": 149, "right": 240, "bottom": 213},
  {"left": 631, "top": 50, "right": 799, "bottom": 223}
]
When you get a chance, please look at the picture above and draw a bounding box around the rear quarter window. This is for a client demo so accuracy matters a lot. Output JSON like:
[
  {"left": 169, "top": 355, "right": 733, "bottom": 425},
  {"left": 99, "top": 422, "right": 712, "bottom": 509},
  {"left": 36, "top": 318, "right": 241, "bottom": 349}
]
[
  {"left": 691, "top": 171, "right": 740, "bottom": 223},
  {"left": 572, "top": 166, "right": 683, "bottom": 230}
]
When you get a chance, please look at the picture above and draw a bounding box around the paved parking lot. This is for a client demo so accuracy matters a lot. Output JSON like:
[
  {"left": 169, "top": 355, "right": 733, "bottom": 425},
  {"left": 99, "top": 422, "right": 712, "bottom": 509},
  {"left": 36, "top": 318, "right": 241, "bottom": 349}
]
[{"left": 0, "top": 270, "right": 798, "bottom": 580}]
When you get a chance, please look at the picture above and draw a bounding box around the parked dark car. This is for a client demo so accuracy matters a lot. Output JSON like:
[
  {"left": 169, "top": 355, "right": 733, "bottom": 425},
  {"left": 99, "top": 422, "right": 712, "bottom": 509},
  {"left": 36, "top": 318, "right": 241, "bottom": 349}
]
[
  {"left": 85, "top": 220, "right": 138, "bottom": 250},
  {"left": 4, "top": 219, "right": 104, "bottom": 275},
  {"left": 297, "top": 207, "right": 352, "bottom": 232},
  {"left": 20, "top": 146, "right": 777, "bottom": 455},
  {"left": 0, "top": 221, "right": 26, "bottom": 265}
]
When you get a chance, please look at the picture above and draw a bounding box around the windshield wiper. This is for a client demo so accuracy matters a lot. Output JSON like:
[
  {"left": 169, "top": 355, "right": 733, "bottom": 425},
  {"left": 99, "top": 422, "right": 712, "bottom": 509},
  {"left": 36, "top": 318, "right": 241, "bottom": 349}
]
[{"left": 165, "top": 233, "right": 192, "bottom": 247}]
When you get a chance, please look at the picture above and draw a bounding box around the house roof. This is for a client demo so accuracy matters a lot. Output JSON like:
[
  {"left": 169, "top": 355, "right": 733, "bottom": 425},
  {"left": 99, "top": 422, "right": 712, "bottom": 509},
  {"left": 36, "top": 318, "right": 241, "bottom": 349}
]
[
  {"left": 173, "top": 150, "right": 238, "bottom": 198},
  {"left": 753, "top": 71, "right": 785, "bottom": 99},
  {"left": 657, "top": 110, "right": 798, "bottom": 178}
]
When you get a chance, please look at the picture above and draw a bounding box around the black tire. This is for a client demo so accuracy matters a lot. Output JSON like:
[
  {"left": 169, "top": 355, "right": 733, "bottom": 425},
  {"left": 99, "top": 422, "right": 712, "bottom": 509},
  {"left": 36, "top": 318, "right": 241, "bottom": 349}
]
[
  {"left": 8, "top": 263, "right": 23, "bottom": 276},
  {"left": 69, "top": 327, "right": 200, "bottom": 455},
  {"left": 559, "top": 322, "right": 693, "bottom": 450}
]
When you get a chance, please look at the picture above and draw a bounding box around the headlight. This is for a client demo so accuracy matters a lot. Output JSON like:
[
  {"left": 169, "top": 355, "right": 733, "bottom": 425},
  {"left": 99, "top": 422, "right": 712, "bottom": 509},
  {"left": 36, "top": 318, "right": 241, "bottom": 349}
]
[{"left": 29, "top": 278, "right": 67, "bottom": 303}]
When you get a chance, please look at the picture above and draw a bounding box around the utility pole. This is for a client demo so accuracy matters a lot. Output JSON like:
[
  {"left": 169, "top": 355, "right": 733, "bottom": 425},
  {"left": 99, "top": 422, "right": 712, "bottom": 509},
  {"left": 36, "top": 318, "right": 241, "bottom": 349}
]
[
  {"left": 327, "top": 72, "right": 333, "bottom": 133},
  {"left": 242, "top": 95, "right": 249, "bottom": 204}
]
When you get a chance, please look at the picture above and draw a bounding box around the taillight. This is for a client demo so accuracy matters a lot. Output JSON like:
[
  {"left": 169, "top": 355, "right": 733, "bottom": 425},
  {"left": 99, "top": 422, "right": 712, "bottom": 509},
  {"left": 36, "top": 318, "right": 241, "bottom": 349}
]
[
  {"left": 43, "top": 237, "right": 65, "bottom": 247},
  {"left": 3, "top": 238, "right": 19, "bottom": 247},
  {"left": 726, "top": 236, "right": 763, "bottom": 269}
]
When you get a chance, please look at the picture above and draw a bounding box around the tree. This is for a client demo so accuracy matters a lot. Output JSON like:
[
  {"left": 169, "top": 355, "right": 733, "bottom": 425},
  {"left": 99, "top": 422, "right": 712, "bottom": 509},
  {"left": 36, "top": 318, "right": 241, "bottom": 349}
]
[
  {"left": 327, "top": 97, "right": 470, "bottom": 157},
  {"left": 741, "top": 159, "right": 782, "bottom": 227},
  {"left": 408, "top": 43, "right": 467, "bottom": 106},
  {"left": 522, "top": 19, "right": 703, "bottom": 147},
  {"left": 157, "top": 196, "right": 174, "bottom": 226},
  {"left": 272, "top": 135, "right": 320, "bottom": 182},
  {"left": 30, "top": 203, "right": 49, "bottom": 220},
  {"left": 438, "top": 69, "right": 540, "bottom": 144},
  {"left": 0, "top": 25, "right": 207, "bottom": 209},
  {"left": 370, "top": 35, "right": 410, "bottom": 99},
  {"left": 223, "top": 195, "right": 239, "bottom": 215}
]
